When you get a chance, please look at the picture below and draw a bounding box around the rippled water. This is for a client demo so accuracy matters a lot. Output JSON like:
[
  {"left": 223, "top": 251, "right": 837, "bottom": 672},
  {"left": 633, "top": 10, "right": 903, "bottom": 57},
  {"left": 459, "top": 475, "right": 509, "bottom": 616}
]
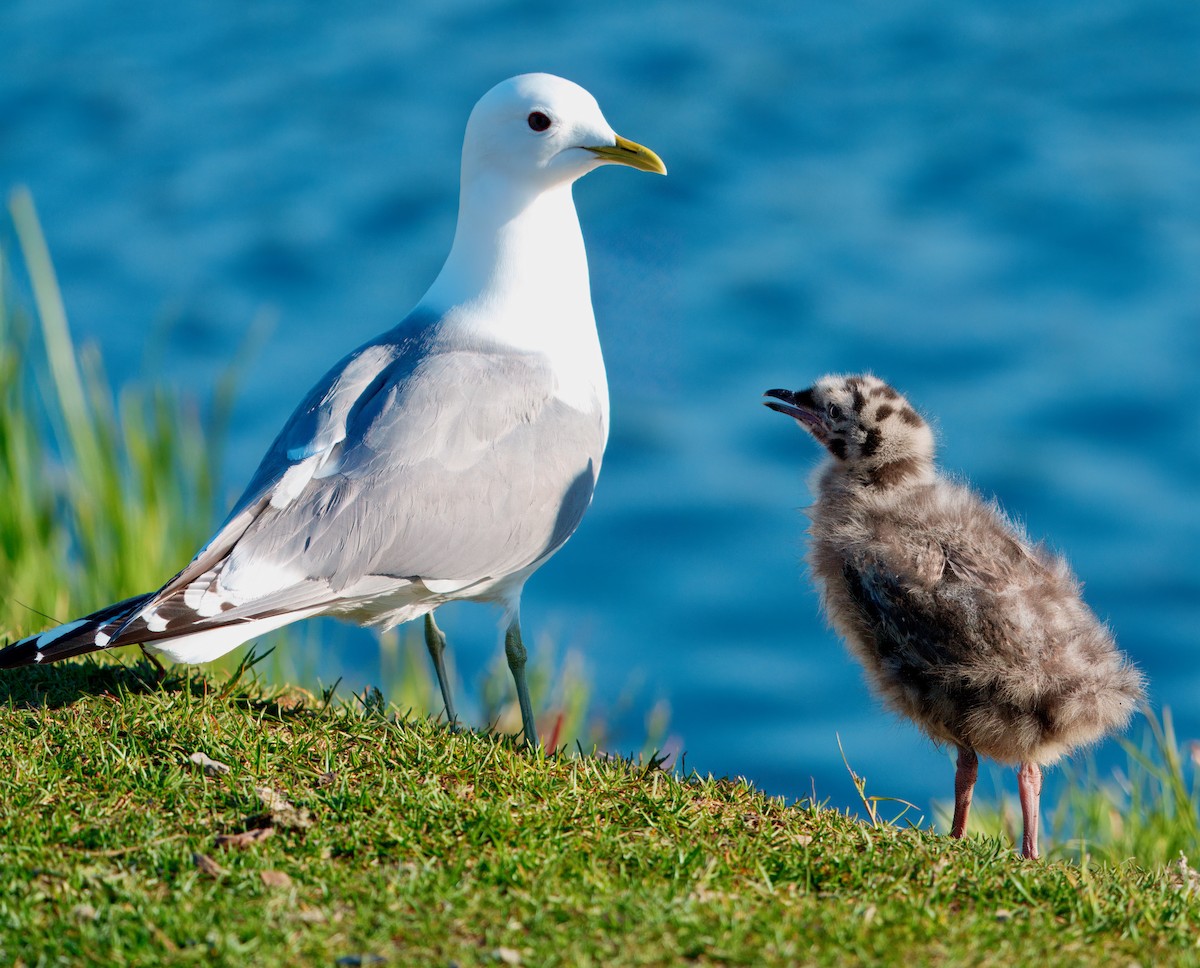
[{"left": 3, "top": 0, "right": 1198, "bottom": 816}]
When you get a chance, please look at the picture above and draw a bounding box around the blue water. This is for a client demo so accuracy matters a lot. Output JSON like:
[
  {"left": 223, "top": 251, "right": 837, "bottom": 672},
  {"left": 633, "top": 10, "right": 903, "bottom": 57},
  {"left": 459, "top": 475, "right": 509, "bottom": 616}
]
[{"left": 3, "top": 1, "right": 1198, "bottom": 821}]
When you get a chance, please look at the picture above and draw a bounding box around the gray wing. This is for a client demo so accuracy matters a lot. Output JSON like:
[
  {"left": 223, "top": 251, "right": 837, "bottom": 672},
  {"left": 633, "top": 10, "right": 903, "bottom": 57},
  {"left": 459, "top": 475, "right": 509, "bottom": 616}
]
[{"left": 115, "top": 319, "right": 606, "bottom": 642}]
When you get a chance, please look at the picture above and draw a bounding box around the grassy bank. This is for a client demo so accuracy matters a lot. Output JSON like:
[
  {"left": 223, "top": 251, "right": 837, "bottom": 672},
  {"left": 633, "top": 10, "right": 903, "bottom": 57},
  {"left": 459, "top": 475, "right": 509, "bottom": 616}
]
[{"left": 0, "top": 661, "right": 1197, "bottom": 966}]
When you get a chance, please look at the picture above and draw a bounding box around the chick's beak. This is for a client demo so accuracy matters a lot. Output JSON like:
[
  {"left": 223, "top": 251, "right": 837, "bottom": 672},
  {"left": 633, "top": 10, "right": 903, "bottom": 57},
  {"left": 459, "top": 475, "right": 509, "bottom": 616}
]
[
  {"left": 764, "top": 387, "right": 815, "bottom": 419},
  {"left": 763, "top": 388, "right": 826, "bottom": 439}
]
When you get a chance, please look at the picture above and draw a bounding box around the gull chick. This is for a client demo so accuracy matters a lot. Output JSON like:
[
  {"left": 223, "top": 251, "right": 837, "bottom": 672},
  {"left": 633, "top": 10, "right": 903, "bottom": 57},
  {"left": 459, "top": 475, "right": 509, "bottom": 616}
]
[
  {"left": 0, "top": 73, "right": 666, "bottom": 749},
  {"left": 765, "top": 374, "right": 1144, "bottom": 859}
]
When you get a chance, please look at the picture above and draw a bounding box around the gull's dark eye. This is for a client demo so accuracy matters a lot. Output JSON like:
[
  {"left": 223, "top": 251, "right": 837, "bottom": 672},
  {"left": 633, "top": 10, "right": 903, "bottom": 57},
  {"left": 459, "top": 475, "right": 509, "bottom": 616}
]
[
  {"left": 826, "top": 402, "right": 844, "bottom": 421},
  {"left": 527, "top": 111, "right": 552, "bottom": 132}
]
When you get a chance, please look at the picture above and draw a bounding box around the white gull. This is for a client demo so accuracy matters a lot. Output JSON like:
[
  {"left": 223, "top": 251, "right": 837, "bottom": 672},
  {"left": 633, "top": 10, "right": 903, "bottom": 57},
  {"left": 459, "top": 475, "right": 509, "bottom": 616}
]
[{"left": 0, "top": 73, "right": 667, "bottom": 749}]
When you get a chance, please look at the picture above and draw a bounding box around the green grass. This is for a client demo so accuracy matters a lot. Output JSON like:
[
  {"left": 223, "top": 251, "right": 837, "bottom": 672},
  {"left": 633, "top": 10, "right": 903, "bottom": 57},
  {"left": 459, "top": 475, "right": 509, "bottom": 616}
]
[
  {"left": 0, "top": 661, "right": 1197, "bottom": 966},
  {"left": 2, "top": 190, "right": 1200, "bottom": 963}
]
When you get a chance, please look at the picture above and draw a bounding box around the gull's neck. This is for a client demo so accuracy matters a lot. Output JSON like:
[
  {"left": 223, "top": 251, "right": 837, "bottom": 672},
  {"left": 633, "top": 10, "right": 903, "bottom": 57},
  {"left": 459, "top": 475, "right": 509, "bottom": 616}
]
[
  {"left": 416, "top": 169, "right": 607, "bottom": 419},
  {"left": 419, "top": 173, "right": 597, "bottom": 351}
]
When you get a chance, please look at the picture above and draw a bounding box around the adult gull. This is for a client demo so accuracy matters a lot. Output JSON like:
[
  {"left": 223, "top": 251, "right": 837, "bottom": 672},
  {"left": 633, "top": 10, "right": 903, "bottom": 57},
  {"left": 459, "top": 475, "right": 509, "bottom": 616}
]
[{"left": 0, "top": 73, "right": 666, "bottom": 748}]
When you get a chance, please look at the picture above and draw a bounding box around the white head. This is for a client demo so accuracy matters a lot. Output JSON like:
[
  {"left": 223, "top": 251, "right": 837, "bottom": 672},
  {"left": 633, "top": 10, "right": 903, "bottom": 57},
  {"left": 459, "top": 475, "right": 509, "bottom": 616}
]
[
  {"left": 461, "top": 73, "right": 666, "bottom": 193},
  {"left": 421, "top": 72, "right": 666, "bottom": 328},
  {"left": 764, "top": 374, "right": 936, "bottom": 489}
]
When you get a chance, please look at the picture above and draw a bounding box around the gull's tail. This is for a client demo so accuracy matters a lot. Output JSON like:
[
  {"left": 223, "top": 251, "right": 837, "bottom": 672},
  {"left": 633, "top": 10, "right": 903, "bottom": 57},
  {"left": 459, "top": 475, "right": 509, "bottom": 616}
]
[{"left": 0, "top": 594, "right": 154, "bottom": 668}]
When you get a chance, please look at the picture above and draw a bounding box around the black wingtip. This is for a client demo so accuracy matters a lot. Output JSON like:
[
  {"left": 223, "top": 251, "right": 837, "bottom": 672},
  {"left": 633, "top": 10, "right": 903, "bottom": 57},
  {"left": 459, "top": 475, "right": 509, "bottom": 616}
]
[
  {"left": 0, "top": 630, "right": 102, "bottom": 668},
  {"left": 0, "top": 592, "right": 156, "bottom": 670},
  {"left": 0, "top": 636, "right": 41, "bottom": 669}
]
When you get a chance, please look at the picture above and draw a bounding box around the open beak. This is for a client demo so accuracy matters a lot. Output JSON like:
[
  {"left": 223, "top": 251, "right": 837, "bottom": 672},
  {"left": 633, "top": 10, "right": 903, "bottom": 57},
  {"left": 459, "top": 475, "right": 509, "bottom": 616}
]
[
  {"left": 585, "top": 135, "right": 667, "bottom": 175},
  {"left": 764, "top": 388, "right": 826, "bottom": 441}
]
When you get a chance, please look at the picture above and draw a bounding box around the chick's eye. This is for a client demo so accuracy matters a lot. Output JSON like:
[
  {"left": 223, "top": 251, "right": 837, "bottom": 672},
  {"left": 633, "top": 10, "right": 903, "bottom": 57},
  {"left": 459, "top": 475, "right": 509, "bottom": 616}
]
[
  {"left": 527, "top": 111, "right": 552, "bottom": 132},
  {"left": 826, "top": 402, "right": 844, "bottom": 421}
]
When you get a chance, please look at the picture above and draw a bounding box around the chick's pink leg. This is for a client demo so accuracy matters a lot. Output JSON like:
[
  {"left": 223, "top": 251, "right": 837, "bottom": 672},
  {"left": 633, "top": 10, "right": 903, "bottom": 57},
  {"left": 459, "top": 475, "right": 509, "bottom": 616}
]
[
  {"left": 1018, "top": 762, "right": 1043, "bottom": 859},
  {"left": 951, "top": 746, "right": 978, "bottom": 839}
]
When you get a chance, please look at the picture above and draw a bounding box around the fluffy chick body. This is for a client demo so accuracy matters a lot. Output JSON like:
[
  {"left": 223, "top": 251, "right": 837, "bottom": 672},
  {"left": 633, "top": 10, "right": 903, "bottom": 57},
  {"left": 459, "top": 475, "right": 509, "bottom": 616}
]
[{"left": 810, "top": 463, "right": 1140, "bottom": 767}]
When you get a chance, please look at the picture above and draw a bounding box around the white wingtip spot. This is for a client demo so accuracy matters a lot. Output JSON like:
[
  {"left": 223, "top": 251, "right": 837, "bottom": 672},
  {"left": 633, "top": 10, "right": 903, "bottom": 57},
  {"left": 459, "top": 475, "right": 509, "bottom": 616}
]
[
  {"left": 182, "top": 571, "right": 222, "bottom": 612},
  {"left": 145, "top": 610, "right": 169, "bottom": 633},
  {"left": 34, "top": 651, "right": 44, "bottom": 663},
  {"left": 196, "top": 591, "right": 228, "bottom": 618},
  {"left": 94, "top": 631, "right": 112, "bottom": 648}
]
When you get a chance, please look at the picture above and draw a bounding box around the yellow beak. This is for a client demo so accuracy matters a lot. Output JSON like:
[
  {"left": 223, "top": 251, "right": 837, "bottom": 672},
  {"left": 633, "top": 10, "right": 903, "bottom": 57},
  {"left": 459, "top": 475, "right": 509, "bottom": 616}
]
[{"left": 585, "top": 135, "right": 667, "bottom": 175}]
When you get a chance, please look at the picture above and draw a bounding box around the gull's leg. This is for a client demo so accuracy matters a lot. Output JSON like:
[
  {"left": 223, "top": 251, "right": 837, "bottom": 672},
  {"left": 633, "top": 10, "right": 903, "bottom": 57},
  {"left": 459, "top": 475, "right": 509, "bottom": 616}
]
[
  {"left": 423, "top": 613, "right": 458, "bottom": 725},
  {"left": 951, "top": 745, "right": 978, "bottom": 839},
  {"left": 139, "top": 645, "right": 167, "bottom": 684},
  {"left": 1017, "top": 762, "right": 1043, "bottom": 860},
  {"left": 504, "top": 618, "right": 539, "bottom": 749}
]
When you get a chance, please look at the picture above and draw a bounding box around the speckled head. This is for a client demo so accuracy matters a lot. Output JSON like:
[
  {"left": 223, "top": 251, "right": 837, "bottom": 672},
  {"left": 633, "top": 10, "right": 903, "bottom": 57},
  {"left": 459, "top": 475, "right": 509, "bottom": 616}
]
[{"left": 764, "top": 374, "right": 935, "bottom": 488}]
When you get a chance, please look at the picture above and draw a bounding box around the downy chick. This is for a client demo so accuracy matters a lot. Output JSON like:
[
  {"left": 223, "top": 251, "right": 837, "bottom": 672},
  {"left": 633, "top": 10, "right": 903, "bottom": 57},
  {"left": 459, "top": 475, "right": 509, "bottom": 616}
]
[{"left": 765, "top": 373, "right": 1144, "bottom": 859}]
